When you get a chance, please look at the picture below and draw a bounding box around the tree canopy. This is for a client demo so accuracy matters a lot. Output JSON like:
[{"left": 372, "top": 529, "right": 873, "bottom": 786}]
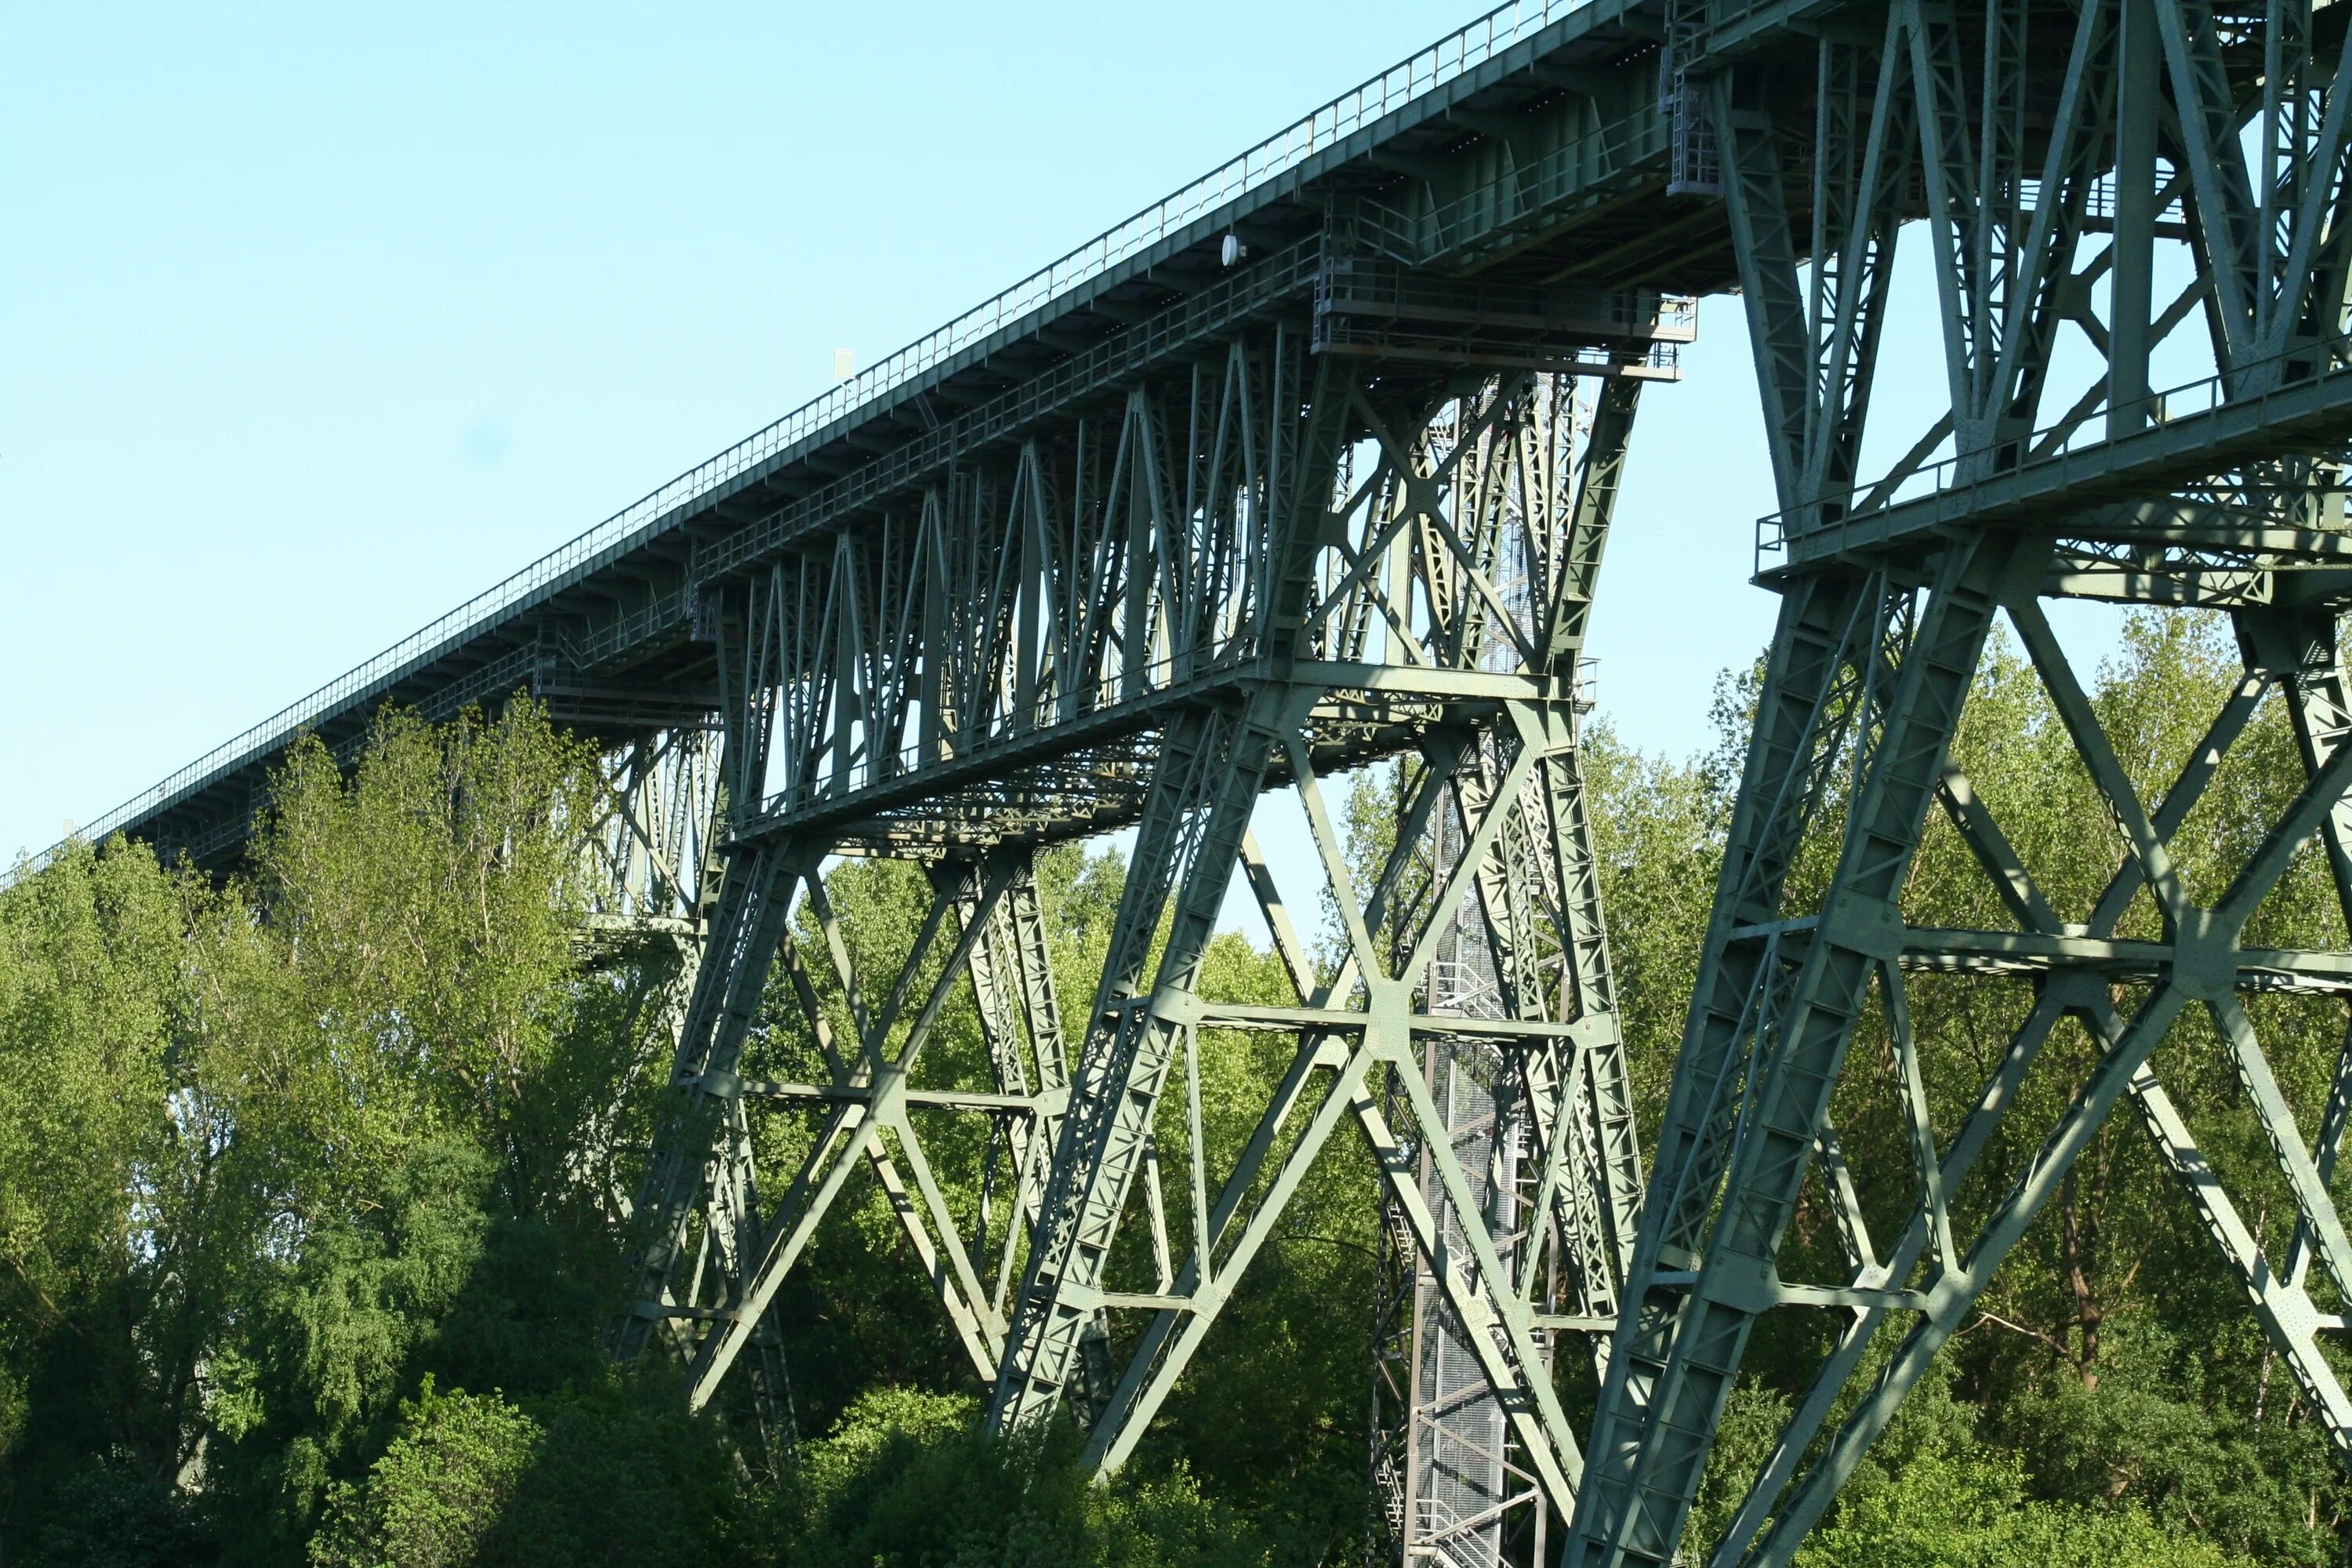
[{"left": 3, "top": 615, "right": 2348, "bottom": 1566}]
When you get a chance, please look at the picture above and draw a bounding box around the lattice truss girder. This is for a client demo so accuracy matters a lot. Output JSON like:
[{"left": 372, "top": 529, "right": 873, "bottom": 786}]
[
  {"left": 665, "top": 310, "right": 1674, "bottom": 851},
  {"left": 612, "top": 325, "right": 1653, "bottom": 1542},
  {"left": 1575, "top": 2, "right": 2352, "bottom": 1564}
]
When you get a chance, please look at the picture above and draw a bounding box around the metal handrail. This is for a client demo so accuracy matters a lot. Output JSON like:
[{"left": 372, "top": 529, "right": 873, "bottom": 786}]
[{"left": 53, "top": 0, "right": 1593, "bottom": 862}]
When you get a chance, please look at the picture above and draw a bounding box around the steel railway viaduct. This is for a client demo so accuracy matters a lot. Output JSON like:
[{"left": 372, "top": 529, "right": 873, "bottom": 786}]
[{"left": 62, "top": 0, "right": 2352, "bottom": 1561}]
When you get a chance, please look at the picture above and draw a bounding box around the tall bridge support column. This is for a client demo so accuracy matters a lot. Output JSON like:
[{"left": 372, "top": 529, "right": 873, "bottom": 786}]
[
  {"left": 614, "top": 790, "right": 1076, "bottom": 1432},
  {"left": 1367, "top": 723, "right": 1646, "bottom": 1568},
  {"left": 1573, "top": 5, "right": 2352, "bottom": 1564},
  {"left": 985, "top": 355, "right": 1657, "bottom": 1540},
  {"left": 1367, "top": 379, "right": 1646, "bottom": 1567}
]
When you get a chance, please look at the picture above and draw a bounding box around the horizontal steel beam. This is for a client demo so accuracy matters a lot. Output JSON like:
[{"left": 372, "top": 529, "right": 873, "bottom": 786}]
[{"left": 1762, "top": 365, "right": 2352, "bottom": 576}]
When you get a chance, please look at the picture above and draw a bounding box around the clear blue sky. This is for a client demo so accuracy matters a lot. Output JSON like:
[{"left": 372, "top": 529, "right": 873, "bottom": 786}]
[{"left": 2, "top": 2, "right": 2034, "bottom": 876}]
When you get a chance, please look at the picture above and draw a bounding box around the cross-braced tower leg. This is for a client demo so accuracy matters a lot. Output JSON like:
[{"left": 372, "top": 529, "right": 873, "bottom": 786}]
[
  {"left": 1370, "top": 724, "right": 1649, "bottom": 1566},
  {"left": 568, "top": 728, "right": 726, "bottom": 1234},
  {"left": 611, "top": 831, "right": 804, "bottom": 1432},
  {"left": 991, "top": 366, "right": 1656, "bottom": 1552},
  {"left": 1575, "top": 5, "right": 2352, "bottom": 1561},
  {"left": 680, "top": 852, "right": 1027, "bottom": 1402},
  {"left": 616, "top": 822, "right": 1075, "bottom": 1430}
]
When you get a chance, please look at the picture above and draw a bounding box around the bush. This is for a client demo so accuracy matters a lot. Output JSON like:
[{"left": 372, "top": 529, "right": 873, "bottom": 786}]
[
  {"left": 309, "top": 1381, "right": 536, "bottom": 1568},
  {"left": 766, "top": 1387, "right": 1269, "bottom": 1568},
  {"left": 1800, "top": 1450, "right": 2245, "bottom": 1568},
  {"left": 24, "top": 1457, "right": 215, "bottom": 1568}
]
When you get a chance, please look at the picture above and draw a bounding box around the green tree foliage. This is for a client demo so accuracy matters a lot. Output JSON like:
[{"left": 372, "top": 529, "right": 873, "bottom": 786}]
[
  {"left": 309, "top": 1371, "right": 739, "bottom": 1568},
  {"left": 9, "top": 614, "right": 2352, "bottom": 1566},
  {"left": 0, "top": 836, "right": 198, "bottom": 1499},
  {"left": 310, "top": 1380, "right": 539, "bottom": 1568},
  {"left": 760, "top": 1387, "right": 1265, "bottom": 1568},
  {"left": 0, "top": 704, "right": 710, "bottom": 1566}
]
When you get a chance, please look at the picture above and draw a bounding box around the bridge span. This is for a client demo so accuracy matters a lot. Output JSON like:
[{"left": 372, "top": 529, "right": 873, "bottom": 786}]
[
  {"left": 64, "top": 0, "right": 2352, "bottom": 1564},
  {"left": 82, "top": 0, "right": 1700, "bottom": 872}
]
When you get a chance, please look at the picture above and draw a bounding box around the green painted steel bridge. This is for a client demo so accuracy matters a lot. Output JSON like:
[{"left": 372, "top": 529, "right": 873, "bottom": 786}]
[{"left": 64, "top": 0, "right": 2352, "bottom": 1562}]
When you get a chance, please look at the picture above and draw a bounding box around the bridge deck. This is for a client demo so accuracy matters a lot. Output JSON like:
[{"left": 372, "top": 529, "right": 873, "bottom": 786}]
[{"left": 68, "top": 0, "right": 1734, "bottom": 869}]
